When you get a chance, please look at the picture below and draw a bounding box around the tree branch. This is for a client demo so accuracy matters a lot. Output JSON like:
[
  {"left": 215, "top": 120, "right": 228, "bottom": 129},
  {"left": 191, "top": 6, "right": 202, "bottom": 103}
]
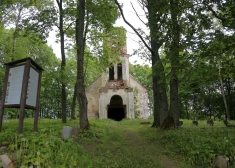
[
  {"left": 114, "top": 0, "right": 153, "bottom": 54},
  {"left": 126, "top": 32, "right": 141, "bottom": 44},
  {"left": 207, "top": 5, "right": 225, "bottom": 22},
  {"left": 56, "top": 0, "right": 61, "bottom": 8},
  {"left": 136, "top": 0, "right": 148, "bottom": 20},
  {"left": 83, "top": 7, "right": 90, "bottom": 78},
  {"left": 130, "top": 2, "right": 147, "bottom": 26},
  {"left": 64, "top": 21, "right": 75, "bottom": 33}
]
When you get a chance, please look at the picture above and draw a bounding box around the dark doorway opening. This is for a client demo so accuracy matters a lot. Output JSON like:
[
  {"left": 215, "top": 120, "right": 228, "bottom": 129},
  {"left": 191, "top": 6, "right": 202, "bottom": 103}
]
[
  {"left": 108, "top": 108, "right": 125, "bottom": 121},
  {"left": 108, "top": 95, "right": 126, "bottom": 121}
]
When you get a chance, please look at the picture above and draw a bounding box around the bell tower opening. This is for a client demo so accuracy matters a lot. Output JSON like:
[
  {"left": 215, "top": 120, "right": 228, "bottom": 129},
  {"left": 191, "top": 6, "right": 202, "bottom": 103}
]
[
  {"left": 109, "top": 66, "right": 114, "bottom": 80},
  {"left": 117, "top": 63, "right": 122, "bottom": 80},
  {"left": 108, "top": 95, "right": 126, "bottom": 121}
]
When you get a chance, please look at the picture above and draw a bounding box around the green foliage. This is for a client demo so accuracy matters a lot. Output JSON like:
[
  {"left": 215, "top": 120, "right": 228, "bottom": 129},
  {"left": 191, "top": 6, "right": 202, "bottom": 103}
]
[
  {"left": 207, "top": 0, "right": 235, "bottom": 30},
  {"left": 0, "top": 0, "right": 56, "bottom": 40},
  {"left": 86, "top": 0, "right": 119, "bottom": 31},
  {"left": 142, "top": 119, "right": 235, "bottom": 167},
  {"left": 90, "top": 26, "right": 127, "bottom": 70},
  {"left": 0, "top": 119, "right": 90, "bottom": 167},
  {"left": 178, "top": 37, "right": 235, "bottom": 119},
  {"left": 1, "top": 118, "right": 190, "bottom": 168},
  {"left": 4, "top": 119, "right": 235, "bottom": 167},
  {"left": 66, "top": 46, "right": 103, "bottom": 88},
  {"left": 127, "top": 0, "right": 235, "bottom": 123}
]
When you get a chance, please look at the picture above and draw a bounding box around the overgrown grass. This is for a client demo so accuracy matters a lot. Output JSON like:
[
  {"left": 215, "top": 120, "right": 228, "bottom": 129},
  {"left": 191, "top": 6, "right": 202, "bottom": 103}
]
[
  {"left": 0, "top": 118, "right": 234, "bottom": 167},
  {"left": 138, "top": 119, "right": 235, "bottom": 167}
]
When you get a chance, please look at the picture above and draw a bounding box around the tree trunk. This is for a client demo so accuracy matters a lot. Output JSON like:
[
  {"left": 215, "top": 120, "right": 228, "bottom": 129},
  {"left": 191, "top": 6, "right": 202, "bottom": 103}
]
[
  {"left": 169, "top": 75, "right": 179, "bottom": 125},
  {"left": 76, "top": 0, "right": 90, "bottom": 130},
  {"left": 225, "top": 79, "right": 233, "bottom": 120},
  {"left": 169, "top": 0, "right": 180, "bottom": 126},
  {"left": 208, "top": 88, "right": 213, "bottom": 119},
  {"left": 151, "top": 56, "right": 160, "bottom": 127},
  {"left": 11, "top": 6, "right": 23, "bottom": 61},
  {"left": 147, "top": 1, "right": 168, "bottom": 127},
  {"left": 71, "top": 82, "right": 77, "bottom": 119},
  {"left": 56, "top": 0, "right": 67, "bottom": 123},
  {"left": 218, "top": 64, "right": 230, "bottom": 120},
  {"left": 12, "top": 32, "right": 17, "bottom": 61},
  {"left": 151, "top": 45, "right": 169, "bottom": 127}
]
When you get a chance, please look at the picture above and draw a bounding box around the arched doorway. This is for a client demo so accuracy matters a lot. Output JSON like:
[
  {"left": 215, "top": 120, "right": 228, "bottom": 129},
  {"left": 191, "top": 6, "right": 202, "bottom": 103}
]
[{"left": 108, "top": 95, "right": 126, "bottom": 121}]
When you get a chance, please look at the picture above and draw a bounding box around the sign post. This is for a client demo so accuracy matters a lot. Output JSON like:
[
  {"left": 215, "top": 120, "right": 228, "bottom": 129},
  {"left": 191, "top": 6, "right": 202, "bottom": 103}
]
[{"left": 0, "top": 58, "right": 43, "bottom": 134}]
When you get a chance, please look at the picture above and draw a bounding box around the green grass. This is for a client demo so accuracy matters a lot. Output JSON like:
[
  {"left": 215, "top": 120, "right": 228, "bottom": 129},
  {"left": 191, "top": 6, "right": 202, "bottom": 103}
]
[{"left": 0, "top": 118, "right": 234, "bottom": 167}]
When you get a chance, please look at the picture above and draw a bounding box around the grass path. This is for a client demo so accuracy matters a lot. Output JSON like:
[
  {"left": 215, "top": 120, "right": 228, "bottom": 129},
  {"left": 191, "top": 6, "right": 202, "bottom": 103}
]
[
  {"left": 85, "top": 120, "right": 191, "bottom": 168},
  {"left": 122, "top": 127, "right": 178, "bottom": 168}
]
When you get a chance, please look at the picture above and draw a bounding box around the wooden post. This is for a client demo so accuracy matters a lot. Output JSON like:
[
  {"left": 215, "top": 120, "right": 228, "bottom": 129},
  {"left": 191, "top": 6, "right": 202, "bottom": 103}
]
[
  {"left": 18, "top": 59, "right": 31, "bottom": 134},
  {"left": 0, "top": 65, "right": 10, "bottom": 131},
  {"left": 34, "top": 70, "right": 42, "bottom": 132}
]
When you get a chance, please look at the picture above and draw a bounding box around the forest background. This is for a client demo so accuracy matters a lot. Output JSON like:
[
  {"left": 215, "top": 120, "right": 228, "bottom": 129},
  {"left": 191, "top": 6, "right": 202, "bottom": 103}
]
[{"left": 0, "top": 0, "right": 235, "bottom": 128}]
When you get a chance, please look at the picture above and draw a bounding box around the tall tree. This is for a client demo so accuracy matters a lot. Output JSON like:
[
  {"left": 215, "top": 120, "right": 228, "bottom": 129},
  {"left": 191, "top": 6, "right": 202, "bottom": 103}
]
[
  {"left": 76, "top": 0, "right": 89, "bottom": 129},
  {"left": 114, "top": 0, "right": 218, "bottom": 128},
  {"left": 56, "top": 0, "right": 67, "bottom": 123},
  {"left": 168, "top": 0, "right": 180, "bottom": 125},
  {"left": 115, "top": 0, "right": 169, "bottom": 127},
  {"left": 204, "top": 0, "right": 235, "bottom": 120},
  {"left": 147, "top": 0, "right": 169, "bottom": 127},
  {"left": 65, "top": 47, "right": 103, "bottom": 119}
]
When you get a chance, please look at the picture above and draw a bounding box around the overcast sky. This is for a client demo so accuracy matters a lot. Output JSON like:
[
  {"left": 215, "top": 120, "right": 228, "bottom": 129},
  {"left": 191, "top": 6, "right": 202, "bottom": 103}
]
[{"left": 47, "top": 0, "right": 149, "bottom": 65}]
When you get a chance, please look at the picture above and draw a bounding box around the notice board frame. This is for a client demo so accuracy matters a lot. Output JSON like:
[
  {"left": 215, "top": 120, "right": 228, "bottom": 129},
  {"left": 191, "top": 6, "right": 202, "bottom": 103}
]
[{"left": 0, "top": 58, "right": 43, "bottom": 134}]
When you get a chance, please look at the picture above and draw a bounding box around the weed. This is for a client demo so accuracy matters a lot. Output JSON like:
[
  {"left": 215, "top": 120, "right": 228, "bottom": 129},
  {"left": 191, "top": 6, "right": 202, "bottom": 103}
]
[{"left": 3, "top": 118, "right": 233, "bottom": 167}]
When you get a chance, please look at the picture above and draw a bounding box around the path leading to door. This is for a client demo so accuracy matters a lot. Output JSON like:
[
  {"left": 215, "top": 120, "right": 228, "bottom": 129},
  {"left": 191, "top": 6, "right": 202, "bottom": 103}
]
[
  {"left": 120, "top": 127, "right": 178, "bottom": 168},
  {"left": 85, "top": 120, "right": 190, "bottom": 168}
]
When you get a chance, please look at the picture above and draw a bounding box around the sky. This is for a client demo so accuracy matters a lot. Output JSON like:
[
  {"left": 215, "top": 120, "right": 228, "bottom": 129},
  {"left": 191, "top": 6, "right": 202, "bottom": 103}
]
[{"left": 47, "top": 0, "right": 149, "bottom": 65}]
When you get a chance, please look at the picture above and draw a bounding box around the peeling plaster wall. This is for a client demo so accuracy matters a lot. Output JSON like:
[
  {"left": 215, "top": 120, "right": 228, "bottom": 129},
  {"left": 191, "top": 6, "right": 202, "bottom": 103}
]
[
  {"left": 129, "top": 76, "right": 149, "bottom": 119},
  {"left": 86, "top": 75, "right": 103, "bottom": 119}
]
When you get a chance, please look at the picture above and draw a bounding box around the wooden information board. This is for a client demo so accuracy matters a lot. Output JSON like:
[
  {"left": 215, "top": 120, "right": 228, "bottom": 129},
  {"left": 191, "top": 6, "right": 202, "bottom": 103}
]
[{"left": 0, "top": 58, "right": 43, "bottom": 134}]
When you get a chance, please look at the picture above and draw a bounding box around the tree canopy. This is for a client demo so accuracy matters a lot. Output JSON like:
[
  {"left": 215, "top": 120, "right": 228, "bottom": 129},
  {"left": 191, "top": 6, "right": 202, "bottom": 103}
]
[{"left": 0, "top": 0, "right": 235, "bottom": 126}]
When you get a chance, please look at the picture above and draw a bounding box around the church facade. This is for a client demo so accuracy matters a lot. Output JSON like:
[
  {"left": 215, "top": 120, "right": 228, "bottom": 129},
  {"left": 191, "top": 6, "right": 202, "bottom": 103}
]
[{"left": 86, "top": 45, "right": 149, "bottom": 121}]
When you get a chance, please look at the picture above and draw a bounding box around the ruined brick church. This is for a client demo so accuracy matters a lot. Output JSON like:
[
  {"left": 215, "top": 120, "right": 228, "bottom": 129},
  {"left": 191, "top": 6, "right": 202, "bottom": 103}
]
[{"left": 86, "top": 45, "right": 149, "bottom": 121}]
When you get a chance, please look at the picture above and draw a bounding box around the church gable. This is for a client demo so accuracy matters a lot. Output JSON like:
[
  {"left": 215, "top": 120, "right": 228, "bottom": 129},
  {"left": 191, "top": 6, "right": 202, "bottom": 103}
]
[
  {"left": 86, "top": 75, "right": 102, "bottom": 93},
  {"left": 86, "top": 40, "right": 149, "bottom": 120},
  {"left": 129, "top": 75, "right": 147, "bottom": 92}
]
